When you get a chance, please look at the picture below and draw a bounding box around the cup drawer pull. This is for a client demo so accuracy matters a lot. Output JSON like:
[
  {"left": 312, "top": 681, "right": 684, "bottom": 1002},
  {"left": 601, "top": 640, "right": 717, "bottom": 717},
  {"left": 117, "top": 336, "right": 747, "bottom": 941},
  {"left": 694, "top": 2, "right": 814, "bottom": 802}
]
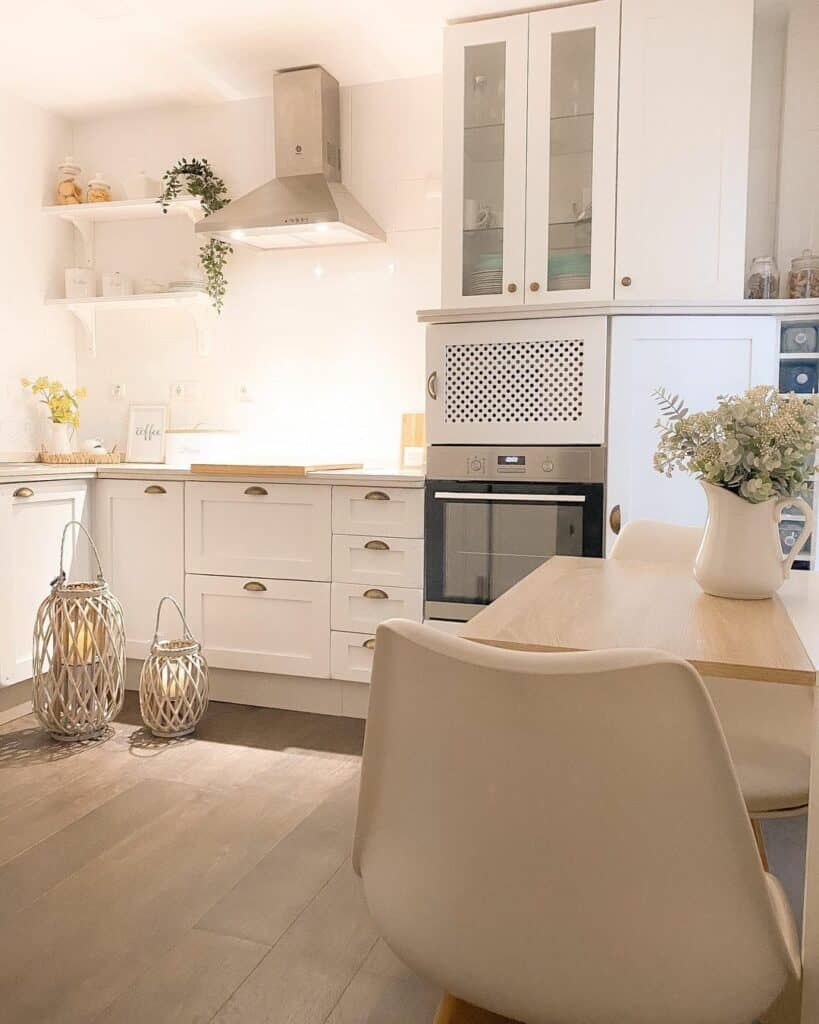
[
  {"left": 364, "top": 490, "right": 390, "bottom": 501},
  {"left": 362, "top": 638, "right": 376, "bottom": 650},
  {"left": 144, "top": 485, "right": 166, "bottom": 494},
  {"left": 13, "top": 487, "right": 33, "bottom": 498},
  {"left": 364, "top": 539, "right": 390, "bottom": 551},
  {"left": 363, "top": 588, "right": 388, "bottom": 600},
  {"left": 244, "top": 486, "right": 268, "bottom": 496},
  {"left": 243, "top": 581, "right": 267, "bottom": 592}
]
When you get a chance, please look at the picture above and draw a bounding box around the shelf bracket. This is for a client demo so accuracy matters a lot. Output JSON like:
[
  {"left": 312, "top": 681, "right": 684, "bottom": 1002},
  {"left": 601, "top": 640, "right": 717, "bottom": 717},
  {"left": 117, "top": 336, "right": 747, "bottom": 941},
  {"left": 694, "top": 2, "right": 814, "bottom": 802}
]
[
  {"left": 68, "top": 304, "right": 97, "bottom": 356},
  {"left": 63, "top": 215, "right": 95, "bottom": 267},
  {"left": 190, "top": 301, "right": 214, "bottom": 357}
]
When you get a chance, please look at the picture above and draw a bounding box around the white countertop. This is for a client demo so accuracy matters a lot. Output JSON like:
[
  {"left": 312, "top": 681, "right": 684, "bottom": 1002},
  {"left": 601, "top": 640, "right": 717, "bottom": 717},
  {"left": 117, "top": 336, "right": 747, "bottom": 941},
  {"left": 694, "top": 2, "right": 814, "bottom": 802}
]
[{"left": 0, "top": 462, "right": 426, "bottom": 487}]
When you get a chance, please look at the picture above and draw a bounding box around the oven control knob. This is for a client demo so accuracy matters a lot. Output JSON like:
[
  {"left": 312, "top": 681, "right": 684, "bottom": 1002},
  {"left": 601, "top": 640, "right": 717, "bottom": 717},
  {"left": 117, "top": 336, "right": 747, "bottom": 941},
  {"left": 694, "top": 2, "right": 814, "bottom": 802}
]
[
  {"left": 542, "top": 459, "right": 555, "bottom": 473},
  {"left": 469, "top": 458, "right": 483, "bottom": 474}
]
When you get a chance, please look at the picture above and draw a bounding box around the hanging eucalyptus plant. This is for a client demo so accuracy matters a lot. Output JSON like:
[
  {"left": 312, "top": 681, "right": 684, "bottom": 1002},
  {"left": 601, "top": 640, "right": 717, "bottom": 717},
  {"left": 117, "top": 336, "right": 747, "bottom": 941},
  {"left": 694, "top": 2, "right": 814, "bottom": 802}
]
[{"left": 159, "top": 157, "right": 233, "bottom": 313}]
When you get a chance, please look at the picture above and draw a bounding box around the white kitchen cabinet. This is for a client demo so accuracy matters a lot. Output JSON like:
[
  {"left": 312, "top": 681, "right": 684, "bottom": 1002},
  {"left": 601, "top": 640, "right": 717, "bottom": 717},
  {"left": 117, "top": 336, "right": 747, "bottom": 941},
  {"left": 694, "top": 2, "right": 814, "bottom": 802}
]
[
  {"left": 442, "top": 1, "right": 619, "bottom": 308},
  {"left": 331, "top": 582, "right": 423, "bottom": 634},
  {"left": 331, "top": 535, "right": 424, "bottom": 589},
  {"left": 607, "top": 316, "right": 779, "bottom": 550},
  {"left": 615, "top": 0, "right": 754, "bottom": 301},
  {"left": 330, "top": 631, "right": 375, "bottom": 684},
  {"left": 185, "top": 482, "right": 331, "bottom": 581},
  {"left": 185, "top": 574, "right": 330, "bottom": 677},
  {"left": 0, "top": 481, "right": 90, "bottom": 685},
  {"left": 94, "top": 480, "right": 184, "bottom": 658},
  {"left": 332, "top": 486, "right": 424, "bottom": 539}
]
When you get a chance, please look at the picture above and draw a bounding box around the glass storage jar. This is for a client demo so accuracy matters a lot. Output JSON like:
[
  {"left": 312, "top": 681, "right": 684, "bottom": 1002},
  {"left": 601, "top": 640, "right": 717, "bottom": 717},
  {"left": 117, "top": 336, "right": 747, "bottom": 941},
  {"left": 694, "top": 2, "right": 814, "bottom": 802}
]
[
  {"left": 746, "top": 256, "right": 779, "bottom": 299},
  {"left": 788, "top": 250, "right": 819, "bottom": 299}
]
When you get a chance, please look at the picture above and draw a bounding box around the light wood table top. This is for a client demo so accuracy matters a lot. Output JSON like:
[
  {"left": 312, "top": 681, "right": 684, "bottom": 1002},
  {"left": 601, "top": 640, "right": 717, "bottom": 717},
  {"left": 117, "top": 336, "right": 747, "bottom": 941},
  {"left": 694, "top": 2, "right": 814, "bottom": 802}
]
[{"left": 460, "top": 556, "right": 819, "bottom": 686}]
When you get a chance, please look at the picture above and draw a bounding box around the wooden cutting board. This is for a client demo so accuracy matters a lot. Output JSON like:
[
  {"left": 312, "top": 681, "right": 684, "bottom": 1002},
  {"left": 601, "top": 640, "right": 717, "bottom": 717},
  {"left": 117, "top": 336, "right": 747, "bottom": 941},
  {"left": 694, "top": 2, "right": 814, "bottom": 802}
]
[{"left": 190, "top": 462, "right": 364, "bottom": 477}]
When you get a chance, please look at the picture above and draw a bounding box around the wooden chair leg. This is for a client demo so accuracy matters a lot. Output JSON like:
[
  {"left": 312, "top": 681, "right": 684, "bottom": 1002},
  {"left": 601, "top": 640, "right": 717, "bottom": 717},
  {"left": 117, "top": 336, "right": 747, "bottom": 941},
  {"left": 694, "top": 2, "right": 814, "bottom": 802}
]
[
  {"left": 752, "top": 818, "right": 770, "bottom": 871},
  {"left": 434, "top": 993, "right": 515, "bottom": 1024}
]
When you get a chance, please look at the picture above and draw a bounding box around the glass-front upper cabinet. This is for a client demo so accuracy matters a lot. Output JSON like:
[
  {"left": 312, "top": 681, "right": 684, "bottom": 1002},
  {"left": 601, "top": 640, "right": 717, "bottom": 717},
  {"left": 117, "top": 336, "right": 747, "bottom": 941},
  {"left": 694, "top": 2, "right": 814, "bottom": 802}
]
[
  {"left": 442, "top": 16, "right": 529, "bottom": 308},
  {"left": 525, "top": 1, "right": 619, "bottom": 302},
  {"left": 441, "top": 2, "right": 619, "bottom": 308}
]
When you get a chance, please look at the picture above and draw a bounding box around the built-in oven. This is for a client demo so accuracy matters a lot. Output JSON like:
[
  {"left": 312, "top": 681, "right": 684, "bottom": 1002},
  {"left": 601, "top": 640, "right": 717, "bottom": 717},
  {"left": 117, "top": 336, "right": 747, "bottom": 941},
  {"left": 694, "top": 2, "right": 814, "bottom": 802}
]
[{"left": 425, "top": 445, "right": 605, "bottom": 622}]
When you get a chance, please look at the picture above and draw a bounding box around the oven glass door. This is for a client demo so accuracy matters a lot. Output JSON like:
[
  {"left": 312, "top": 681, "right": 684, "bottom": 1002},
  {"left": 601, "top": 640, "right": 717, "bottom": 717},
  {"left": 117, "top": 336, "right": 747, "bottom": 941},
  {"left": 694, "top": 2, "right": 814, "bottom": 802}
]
[{"left": 425, "top": 481, "right": 603, "bottom": 619}]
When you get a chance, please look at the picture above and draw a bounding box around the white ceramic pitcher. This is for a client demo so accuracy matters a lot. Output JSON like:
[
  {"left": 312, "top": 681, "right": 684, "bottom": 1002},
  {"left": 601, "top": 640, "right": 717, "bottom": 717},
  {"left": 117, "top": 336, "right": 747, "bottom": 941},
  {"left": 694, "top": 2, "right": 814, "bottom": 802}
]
[{"left": 694, "top": 481, "right": 814, "bottom": 599}]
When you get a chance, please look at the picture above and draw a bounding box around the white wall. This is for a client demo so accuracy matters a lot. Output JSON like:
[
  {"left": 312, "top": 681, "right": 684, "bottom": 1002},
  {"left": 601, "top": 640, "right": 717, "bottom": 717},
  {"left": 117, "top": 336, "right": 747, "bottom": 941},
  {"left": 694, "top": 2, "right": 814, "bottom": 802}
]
[
  {"left": 0, "top": 91, "right": 75, "bottom": 457},
  {"left": 72, "top": 76, "right": 442, "bottom": 466}
]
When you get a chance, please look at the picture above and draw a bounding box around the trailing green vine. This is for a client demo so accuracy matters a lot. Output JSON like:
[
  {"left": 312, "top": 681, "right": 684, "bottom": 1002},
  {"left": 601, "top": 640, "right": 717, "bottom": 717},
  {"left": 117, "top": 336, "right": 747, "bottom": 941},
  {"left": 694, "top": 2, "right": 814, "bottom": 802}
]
[{"left": 159, "top": 157, "right": 233, "bottom": 313}]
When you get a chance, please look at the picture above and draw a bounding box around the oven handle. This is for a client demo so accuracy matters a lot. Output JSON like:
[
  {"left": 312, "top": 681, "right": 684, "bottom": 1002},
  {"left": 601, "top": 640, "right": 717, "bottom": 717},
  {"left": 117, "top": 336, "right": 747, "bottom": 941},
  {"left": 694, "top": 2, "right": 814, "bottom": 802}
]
[{"left": 433, "top": 491, "right": 586, "bottom": 504}]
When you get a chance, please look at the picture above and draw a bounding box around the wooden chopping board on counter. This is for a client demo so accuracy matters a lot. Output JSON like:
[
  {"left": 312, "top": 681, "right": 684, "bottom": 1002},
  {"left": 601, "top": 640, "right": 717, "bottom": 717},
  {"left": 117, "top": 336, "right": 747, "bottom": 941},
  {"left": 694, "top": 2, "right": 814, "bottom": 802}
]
[{"left": 190, "top": 462, "right": 364, "bottom": 477}]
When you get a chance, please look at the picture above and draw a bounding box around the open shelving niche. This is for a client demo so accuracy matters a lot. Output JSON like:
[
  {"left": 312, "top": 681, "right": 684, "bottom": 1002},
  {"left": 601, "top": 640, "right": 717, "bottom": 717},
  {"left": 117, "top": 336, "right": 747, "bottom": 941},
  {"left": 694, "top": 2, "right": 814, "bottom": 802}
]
[{"left": 44, "top": 197, "right": 214, "bottom": 357}]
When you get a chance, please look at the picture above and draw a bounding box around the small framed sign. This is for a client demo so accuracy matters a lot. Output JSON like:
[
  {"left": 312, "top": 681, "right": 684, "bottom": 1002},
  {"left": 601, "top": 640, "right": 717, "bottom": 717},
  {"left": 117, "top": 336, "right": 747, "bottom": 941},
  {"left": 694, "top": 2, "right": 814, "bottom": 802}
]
[{"left": 126, "top": 404, "right": 168, "bottom": 464}]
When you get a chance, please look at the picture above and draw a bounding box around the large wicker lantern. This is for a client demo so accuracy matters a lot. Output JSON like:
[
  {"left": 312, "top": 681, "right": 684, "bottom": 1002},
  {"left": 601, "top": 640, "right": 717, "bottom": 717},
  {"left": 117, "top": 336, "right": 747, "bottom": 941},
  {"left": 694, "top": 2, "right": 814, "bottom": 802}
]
[
  {"left": 33, "top": 521, "right": 126, "bottom": 742},
  {"left": 139, "top": 596, "right": 208, "bottom": 738}
]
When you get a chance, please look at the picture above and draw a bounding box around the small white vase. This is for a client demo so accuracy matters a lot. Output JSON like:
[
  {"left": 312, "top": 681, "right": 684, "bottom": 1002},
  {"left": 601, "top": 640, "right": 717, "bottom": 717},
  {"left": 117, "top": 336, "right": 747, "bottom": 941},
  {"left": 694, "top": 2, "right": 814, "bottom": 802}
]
[
  {"left": 694, "top": 481, "right": 813, "bottom": 599},
  {"left": 47, "top": 421, "right": 73, "bottom": 456}
]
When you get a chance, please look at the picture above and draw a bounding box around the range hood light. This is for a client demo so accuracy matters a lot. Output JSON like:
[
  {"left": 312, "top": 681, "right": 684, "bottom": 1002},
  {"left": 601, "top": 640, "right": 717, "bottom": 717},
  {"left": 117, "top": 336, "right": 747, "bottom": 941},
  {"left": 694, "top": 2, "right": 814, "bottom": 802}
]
[
  {"left": 314, "top": 222, "right": 330, "bottom": 233},
  {"left": 230, "top": 229, "right": 246, "bottom": 240}
]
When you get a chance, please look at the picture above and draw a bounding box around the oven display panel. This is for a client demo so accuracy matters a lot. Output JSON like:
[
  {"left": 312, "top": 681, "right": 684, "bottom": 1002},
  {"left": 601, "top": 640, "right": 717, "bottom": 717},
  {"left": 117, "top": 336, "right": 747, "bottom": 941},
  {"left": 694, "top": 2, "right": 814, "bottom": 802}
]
[{"left": 497, "top": 454, "right": 526, "bottom": 473}]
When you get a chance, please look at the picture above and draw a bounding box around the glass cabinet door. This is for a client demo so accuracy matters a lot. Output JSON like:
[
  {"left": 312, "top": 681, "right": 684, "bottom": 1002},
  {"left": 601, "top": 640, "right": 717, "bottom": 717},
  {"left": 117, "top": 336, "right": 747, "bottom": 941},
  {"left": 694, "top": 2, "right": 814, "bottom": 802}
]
[
  {"left": 442, "top": 16, "right": 528, "bottom": 308},
  {"left": 524, "top": 0, "right": 619, "bottom": 302}
]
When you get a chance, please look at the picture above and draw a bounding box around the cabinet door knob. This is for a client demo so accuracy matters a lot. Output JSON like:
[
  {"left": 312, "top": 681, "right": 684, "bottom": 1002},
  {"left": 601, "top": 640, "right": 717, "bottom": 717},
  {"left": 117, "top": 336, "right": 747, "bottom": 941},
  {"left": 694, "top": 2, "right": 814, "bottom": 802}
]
[
  {"left": 620, "top": 276, "right": 632, "bottom": 287},
  {"left": 244, "top": 486, "right": 268, "bottom": 496},
  {"left": 529, "top": 281, "right": 540, "bottom": 292},
  {"left": 13, "top": 487, "right": 33, "bottom": 498},
  {"left": 243, "top": 580, "right": 267, "bottom": 592},
  {"left": 363, "top": 638, "right": 376, "bottom": 650},
  {"left": 609, "top": 504, "right": 622, "bottom": 535},
  {"left": 507, "top": 282, "right": 518, "bottom": 293},
  {"left": 364, "top": 490, "right": 390, "bottom": 501},
  {"left": 144, "top": 485, "right": 166, "bottom": 495},
  {"left": 426, "top": 371, "right": 438, "bottom": 400},
  {"left": 364, "top": 539, "right": 390, "bottom": 551},
  {"left": 363, "top": 588, "right": 388, "bottom": 600}
]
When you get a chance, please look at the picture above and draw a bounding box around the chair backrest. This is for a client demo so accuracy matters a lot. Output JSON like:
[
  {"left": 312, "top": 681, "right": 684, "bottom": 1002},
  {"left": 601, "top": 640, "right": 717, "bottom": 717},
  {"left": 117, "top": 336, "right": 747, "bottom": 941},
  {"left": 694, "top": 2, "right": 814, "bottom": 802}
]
[
  {"left": 611, "top": 518, "right": 702, "bottom": 565},
  {"left": 354, "top": 620, "right": 794, "bottom": 1024}
]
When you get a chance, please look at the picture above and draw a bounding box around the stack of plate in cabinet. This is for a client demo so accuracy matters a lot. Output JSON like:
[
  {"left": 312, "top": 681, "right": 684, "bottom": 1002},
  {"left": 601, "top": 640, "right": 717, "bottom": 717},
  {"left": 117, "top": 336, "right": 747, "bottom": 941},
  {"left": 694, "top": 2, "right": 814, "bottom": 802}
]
[{"left": 469, "top": 252, "right": 503, "bottom": 295}]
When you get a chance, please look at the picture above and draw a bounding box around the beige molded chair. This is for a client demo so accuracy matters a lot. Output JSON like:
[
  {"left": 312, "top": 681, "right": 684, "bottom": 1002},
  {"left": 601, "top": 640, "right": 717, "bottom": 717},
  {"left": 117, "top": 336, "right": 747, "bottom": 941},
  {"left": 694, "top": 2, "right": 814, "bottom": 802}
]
[
  {"left": 354, "top": 620, "right": 801, "bottom": 1024},
  {"left": 611, "top": 519, "right": 812, "bottom": 819}
]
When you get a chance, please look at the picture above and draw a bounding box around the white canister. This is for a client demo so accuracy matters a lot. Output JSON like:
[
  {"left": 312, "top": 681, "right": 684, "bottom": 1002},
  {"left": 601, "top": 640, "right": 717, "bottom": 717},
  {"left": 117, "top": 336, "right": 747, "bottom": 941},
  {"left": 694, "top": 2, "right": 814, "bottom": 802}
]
[
  {"left": 65, "top": 267, "right": 96, "bottom": 299},
  {"left": 102, "top": 272, "right": 133, "bottom": 298},
  {"left": 124, "top": 171, "right": 158, "bottom": 200}
]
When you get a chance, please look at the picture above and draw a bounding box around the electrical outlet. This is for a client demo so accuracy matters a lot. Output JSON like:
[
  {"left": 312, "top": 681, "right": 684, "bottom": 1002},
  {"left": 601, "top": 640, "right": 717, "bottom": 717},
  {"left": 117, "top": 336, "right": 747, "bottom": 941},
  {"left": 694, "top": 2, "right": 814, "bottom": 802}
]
[
  {"left": 171, "top": 381, "right": 202, "bottom": 402},
  {"left": 238, "top": 383, "right": 255, "bottom": 403},
  {"left": 171, "top": 381, "right": 186, "bottom": 401},
  {"left": 111, "top": 383, "right": 126, "bottom": 400}
]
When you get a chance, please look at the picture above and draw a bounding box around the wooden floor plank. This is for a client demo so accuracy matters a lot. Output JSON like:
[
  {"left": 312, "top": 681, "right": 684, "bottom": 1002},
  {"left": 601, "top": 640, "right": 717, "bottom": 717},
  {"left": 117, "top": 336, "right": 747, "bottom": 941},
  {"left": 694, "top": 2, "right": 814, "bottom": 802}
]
[
  {"left": 90, "top": 929, "right": 270, "bottom": 1024},
  {"left": 197, "top": 777, "right": 359, "bottom": 945},
  {"left": 211, "top": 860, "right": 379, "bottom": 1024},
  {"left": 325, "top": 939, "right": 443, "bottom": 1024}
]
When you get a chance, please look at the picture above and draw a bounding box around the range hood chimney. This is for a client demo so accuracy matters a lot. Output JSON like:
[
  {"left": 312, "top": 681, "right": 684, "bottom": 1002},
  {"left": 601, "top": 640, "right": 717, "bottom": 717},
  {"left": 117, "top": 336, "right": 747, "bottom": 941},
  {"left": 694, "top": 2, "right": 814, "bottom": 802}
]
[{"left": 196, "top": 66, "right": 385, "bottom": 249}]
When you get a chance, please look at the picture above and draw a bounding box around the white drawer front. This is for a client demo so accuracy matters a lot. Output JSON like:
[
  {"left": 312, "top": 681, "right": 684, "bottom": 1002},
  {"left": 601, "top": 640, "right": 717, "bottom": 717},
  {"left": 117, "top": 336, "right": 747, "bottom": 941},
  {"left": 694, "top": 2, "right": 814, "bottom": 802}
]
[
  {"left": 332, "top": 486, "right": 423, "bottom": 538},
  {"left": 331, "top": 582, "right": 423, "bottom": 634},
  {"left": 185, "top": 574, "right": 330, "bottom": 677},
  {"left": 331, "top": 535, "right": 423, "bottom": 588},
  {"left": 330, "top": 631, "right": 375, "bottom": 684},
  {"left": 185, "top": 482, "right": 331, "bottom": 581}
]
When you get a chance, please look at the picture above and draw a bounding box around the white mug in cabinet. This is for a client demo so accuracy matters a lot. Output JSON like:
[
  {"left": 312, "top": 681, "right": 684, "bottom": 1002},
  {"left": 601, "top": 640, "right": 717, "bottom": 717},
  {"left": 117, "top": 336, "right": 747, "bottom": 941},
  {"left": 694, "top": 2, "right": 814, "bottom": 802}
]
[
  {"left": 102, "top": 272, "right": 133, "bottom": 298},
  {"left": 65, "top": 267, "right": 96, "bottom": 299}
]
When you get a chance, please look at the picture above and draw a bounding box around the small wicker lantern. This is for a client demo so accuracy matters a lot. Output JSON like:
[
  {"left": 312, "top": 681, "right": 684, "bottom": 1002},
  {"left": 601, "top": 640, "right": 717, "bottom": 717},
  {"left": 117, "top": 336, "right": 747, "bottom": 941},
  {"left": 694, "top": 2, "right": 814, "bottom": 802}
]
[
  {"left": 139, "top": 596, "right": 208, "bottom": 738},
  {"left": 33, "top": 521, "right": 126, "bottom": 742}
]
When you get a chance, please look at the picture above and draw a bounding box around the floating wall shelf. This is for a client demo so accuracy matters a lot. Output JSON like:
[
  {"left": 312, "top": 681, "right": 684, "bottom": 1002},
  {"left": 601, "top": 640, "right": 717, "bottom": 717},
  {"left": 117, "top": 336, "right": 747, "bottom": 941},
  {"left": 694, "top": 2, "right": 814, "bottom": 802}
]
[
  {"left": 44, "top": 197, "right": 203, "bottom": 265},
  {"left": 47, "top": 292, "right": 213, "bottom": 357}
]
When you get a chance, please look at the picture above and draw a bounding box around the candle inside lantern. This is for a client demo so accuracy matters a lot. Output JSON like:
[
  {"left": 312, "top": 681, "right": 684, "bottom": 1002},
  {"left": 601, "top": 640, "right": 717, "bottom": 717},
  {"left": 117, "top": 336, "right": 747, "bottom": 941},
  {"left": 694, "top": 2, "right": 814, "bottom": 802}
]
[{"left": 159, "top": 658, "right": 186, "bottom": 702}]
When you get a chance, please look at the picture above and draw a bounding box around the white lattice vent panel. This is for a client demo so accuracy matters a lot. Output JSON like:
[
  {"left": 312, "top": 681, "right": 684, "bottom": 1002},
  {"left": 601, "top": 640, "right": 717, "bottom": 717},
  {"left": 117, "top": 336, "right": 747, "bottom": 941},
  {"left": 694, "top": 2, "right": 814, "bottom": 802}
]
[{"left": 444, "top": 339, "right": 585, "bottom": 424}]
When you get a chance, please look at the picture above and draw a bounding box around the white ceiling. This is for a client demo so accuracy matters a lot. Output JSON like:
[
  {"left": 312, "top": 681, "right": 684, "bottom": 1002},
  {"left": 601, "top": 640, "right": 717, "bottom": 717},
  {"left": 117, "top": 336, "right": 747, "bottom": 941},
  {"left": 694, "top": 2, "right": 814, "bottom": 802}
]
[{"left": 5, "top": 0, "right": 540, "bottom": 119}]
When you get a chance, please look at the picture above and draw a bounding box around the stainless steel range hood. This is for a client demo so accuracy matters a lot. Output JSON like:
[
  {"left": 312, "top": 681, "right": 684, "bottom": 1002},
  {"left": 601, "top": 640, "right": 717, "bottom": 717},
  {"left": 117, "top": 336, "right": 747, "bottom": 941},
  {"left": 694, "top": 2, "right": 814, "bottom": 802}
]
[{"left": 196, "top": 66, "right": 385, "bottom": 250}]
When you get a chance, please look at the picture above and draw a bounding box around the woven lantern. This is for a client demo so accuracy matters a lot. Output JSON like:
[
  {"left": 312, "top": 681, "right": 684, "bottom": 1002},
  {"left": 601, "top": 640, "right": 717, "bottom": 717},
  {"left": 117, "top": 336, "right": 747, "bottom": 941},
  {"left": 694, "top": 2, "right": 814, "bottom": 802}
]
[
  {"left": 139, "top": 596, "right": 208, "bottom": 738},
  {"left": 32, "top": 521, "right": 126, "bottom": 742}
]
